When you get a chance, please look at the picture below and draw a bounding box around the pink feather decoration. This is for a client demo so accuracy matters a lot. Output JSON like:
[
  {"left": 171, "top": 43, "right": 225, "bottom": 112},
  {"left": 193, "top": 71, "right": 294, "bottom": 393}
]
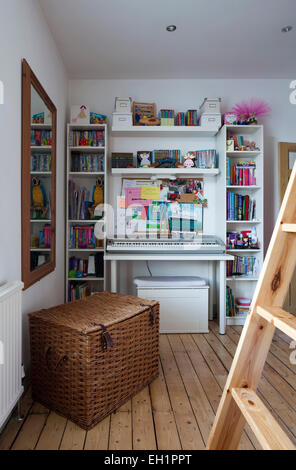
[{"left": 231, "top": 99, "right": 271, "bottom": 120}]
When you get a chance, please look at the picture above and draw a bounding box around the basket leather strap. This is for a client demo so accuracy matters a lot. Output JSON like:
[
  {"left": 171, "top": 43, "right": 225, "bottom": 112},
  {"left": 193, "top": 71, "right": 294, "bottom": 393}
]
[
  {"left": 140, "top": 304, "right": 156, "bottom": 326},
  {"left": 96, "top": 324, "right": 113, "bottom": 352}
]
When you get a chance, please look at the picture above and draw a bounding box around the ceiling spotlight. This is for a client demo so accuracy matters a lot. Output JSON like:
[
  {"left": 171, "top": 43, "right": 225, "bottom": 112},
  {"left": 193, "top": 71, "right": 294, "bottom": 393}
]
[
  {"left": 166, "top": 25, "right": 177, "bottom": 32},
  {"left": 281, "top": 25, "right": 293, "bottom": 33}
]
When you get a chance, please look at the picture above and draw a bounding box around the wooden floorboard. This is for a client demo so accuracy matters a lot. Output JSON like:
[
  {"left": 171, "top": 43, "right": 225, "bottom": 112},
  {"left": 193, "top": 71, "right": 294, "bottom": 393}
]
[{"left": 1, "top": 325, "right": 295, "bottom": 450}]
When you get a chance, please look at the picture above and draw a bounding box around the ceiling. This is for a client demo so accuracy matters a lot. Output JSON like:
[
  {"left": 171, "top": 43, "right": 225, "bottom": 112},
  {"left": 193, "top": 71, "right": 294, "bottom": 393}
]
[{"left": 39, "top": 0, "right": 296, "bottom": 79}]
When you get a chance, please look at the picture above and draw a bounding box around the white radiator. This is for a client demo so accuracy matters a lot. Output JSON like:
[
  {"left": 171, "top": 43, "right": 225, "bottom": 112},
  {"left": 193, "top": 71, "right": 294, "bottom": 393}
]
[{"left": 0, "top": 281, "right": 24, "bottom": 429}]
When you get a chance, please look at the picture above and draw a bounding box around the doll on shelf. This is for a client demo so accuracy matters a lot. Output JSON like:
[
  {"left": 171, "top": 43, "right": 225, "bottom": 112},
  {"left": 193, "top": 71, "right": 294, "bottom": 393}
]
[{"left": 183, "top": 153, "right": 195, "bottom": 168}]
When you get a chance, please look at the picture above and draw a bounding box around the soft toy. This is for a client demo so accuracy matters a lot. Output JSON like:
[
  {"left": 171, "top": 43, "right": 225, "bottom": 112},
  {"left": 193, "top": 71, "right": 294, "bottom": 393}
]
[
  {"left": 92, "top": 177, "right": 104, "bottom": 206},
  {"left": 31, "top": 177, "right": 46, "bottom": 207},
  {"left": 31, "top": 177, "right": 48, "bottom": 218}
]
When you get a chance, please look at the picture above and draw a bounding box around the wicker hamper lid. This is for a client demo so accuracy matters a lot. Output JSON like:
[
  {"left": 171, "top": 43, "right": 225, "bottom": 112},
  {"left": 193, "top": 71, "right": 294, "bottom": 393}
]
[{"left": 29, "top": 291, "right": 158, "bottom": 334}]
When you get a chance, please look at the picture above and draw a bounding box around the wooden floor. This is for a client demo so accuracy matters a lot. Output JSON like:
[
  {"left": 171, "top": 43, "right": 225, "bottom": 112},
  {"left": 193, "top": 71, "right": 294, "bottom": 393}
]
[{"left": 1, "top": 322, "right": 296, "bottom": 450}]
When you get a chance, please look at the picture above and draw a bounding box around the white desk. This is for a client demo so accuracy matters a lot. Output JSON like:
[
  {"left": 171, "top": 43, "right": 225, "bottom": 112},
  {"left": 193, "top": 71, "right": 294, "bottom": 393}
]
[{"left": 104, "top": 253, "right": 234, "bottom": 335}]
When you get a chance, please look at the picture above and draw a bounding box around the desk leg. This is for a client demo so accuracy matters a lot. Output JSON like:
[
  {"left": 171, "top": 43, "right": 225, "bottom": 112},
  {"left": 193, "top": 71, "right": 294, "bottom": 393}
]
[
  {"left": 219, "top": 260, "right": 226, "bottom": 335},
  {"left": 111, "top": 260, "right": 118, "bottom": 293},
  {"left": 209, "top": 261, "right": 215, "bottom": 321}
]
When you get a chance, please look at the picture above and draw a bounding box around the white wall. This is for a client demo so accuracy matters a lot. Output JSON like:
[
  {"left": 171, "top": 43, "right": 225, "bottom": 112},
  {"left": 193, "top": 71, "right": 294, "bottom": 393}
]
[
  {"left": 0, "top": 0, "right": 68, "bottom": 368},
  {"left": 69, "top": 78, "right": 296, "bottom": 295}
]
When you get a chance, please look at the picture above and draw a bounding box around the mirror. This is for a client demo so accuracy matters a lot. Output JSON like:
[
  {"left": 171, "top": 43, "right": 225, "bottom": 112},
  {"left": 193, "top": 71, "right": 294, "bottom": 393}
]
[{"left": 22, "top": 60, "right": 57, "bottom": 289}]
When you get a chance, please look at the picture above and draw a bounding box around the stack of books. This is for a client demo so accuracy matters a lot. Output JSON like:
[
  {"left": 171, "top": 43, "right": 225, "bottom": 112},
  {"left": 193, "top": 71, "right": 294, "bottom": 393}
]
[
  {"left": 236, "top": 298, "right": 251, "bottom": 317},
  {"left": 192, "top": 150, "right": 217, "bottom": 169},
  {"left": 227, "top": 193, "right": 256, "bottom": 221},
  {"left": 227, "top": 159, "right": 256, "bottom": 186},
  {"left": 153, "top": 149, "right": 181, "bottom": 164},
  {"left": 68, "top": 181, "right": 91, "bottom": 220},
  {"left": 68, "top": 282, "right": 90, "bottom": 302},
  {"left": 31, "top": 226, "right": 51, "bottom": 248},
  {"left": 226, "top": 286, "right": 235, "bottom": 317},
  {"left": 69, "top": 225, "right": 103, "bottom": 249},
  {"left": 160, "top": 109, "right": 175, "bottom": 126},
  {"left": 31, "top": 130, "right": 52, "bottom": 146},
  {"left": 31, "top": 154, "right": 52, "bottom": 172},
  {"left": 69, "top": 130, "right": 104, "bottom": 147},
  {"left": 186, "top": 109, "right": 198, "bottom": 126},
  {"left": 227, "top": 255, "right": 259, "bottom": 277},
  {"left": 71, "top": 153, "right": 104, "bottom": 172},
  {"left": 175, "top": 112, "right": 186, "bottom": 126}
]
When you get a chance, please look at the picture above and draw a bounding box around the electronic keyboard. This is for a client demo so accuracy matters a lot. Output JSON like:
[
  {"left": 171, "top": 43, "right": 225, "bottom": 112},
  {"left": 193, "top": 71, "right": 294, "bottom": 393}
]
[{"left": 107, "top": 235, "right": 225, "bottom": 254}]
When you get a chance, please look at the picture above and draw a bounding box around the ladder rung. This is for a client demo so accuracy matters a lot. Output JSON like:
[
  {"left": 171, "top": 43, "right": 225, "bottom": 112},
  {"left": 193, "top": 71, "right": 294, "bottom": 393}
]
[
  {"left": 281, "top": 223, "right": 296, "bottom": 232},
  {"left": 257, "top": 306, "right": 296, "bottom": 341},
  {"left": 232, "top": 388, "right": 295, "bottom": 450}
]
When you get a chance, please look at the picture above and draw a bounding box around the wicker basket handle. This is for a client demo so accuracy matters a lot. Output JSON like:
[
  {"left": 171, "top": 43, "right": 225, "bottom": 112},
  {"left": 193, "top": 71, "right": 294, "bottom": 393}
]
[
  {"left": 140, "top": 304, "right": 156, "bottom": 326},
  {"left": 45, "top": 347, "right": 68, "bottom": 372}
]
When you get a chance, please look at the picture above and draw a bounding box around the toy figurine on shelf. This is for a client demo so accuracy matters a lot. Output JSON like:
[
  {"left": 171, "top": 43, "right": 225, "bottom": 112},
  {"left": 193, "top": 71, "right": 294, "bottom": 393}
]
[
  {"left": 183, "top": 152, "right": 195, "bottom": 168},
  {"left": 88, "top": 177, "right": 104, "bottom": 219},
  {"left": 245, "top": 140, "right": 260, "bottom": 151},
  {"left": 248, "top": 113, "right": 257, "bottom": 125},
  {"left": 79, "top": 137, "right": 89, "bottom": 146},
  {"left": 237, "top": 113, "right": 248, "bottom": 125},
  {"left": 138, "top": 152, "right": 151, "bottom": 167},
  {"left": 31, "top": 177, "right": 48, "bottom": 219}
]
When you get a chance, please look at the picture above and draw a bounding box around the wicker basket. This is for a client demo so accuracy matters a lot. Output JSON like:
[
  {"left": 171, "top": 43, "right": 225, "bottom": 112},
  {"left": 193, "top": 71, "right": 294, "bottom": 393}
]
[{"left": 29, "top": 292, "right": 159, "bottom": 430}]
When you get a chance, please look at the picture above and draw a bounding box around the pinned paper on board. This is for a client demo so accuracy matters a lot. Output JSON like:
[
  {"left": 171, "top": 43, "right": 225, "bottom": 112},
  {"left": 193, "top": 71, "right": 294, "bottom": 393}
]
[
  {"left": 125, "top": 187, "right": 152, "bottom": 207},
  {"left": 141, "top": 186, "right": 161, "bottom": 201}
]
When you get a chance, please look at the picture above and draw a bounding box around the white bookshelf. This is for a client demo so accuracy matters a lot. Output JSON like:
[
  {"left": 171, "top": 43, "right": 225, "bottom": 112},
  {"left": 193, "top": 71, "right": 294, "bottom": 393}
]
[
  {"left": 223, "top": 125, "right": 264, "bottom": 325},
  {"left": 66, "top": 123, "right": 108, "bottom": 302}
]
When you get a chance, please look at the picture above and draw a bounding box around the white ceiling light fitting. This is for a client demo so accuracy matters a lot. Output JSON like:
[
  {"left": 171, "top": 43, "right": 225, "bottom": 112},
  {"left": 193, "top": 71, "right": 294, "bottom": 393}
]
[
  {"left": 166, "top": 25, "right": 177, "bottom": 32},
  {"left": 281, "top": 25, "right": 293, "bottom": 33}
]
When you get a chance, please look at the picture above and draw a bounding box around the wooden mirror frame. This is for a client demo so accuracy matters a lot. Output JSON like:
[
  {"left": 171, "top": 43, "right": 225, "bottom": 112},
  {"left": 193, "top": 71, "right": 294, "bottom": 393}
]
[{"left": 22, "top": 59, "right": 57, "bottom": 289}]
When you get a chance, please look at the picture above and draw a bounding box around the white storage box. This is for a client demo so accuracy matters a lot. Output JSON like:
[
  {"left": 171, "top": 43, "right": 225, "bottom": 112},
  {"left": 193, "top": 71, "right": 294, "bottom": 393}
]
[
  {"left": 115, "top": 97, "right": 132, "bottom": 113},
  {"left": 200, "top": 98, "right": 221, "bottom": 114},
  {"left": 134, "top": 276, "right": 209, "bottom": 333},
  {"left": 200, "top": 113, "right": 221, "bottom": 129},
  {"left": 112, "top": 112, "right": 133, "bottom": 129}
]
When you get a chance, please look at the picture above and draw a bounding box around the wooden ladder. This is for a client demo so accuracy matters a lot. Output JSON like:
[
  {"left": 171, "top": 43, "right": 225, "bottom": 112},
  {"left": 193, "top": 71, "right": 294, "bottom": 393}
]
[{"left": 207, "top": 164, "right": 296, "bottom": 451}]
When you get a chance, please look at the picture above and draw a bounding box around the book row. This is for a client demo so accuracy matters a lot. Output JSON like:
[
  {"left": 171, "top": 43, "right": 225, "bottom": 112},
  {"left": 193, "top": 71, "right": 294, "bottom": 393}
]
[
  {"left": 227, "top": 193, "right": 256, "bottom": 221},
  {"left": 68, "top": 181, "right": 93, "bottom": 220},
  {"left": 69, "top": 130, "right": 104, "bottom": 147},
  {"left": 68, "top": 282, "right": 90, "bottom": 302},
  {"left": 31, "top": 130, "right": 52, "bottom": 147},
  {"left": 69, "top": 226, "right": 103, "bottom": 249},
  {"left": 157, "top": 109, "right": 200, "bottom": 126},
  {"left": 71, "top": 153, "right": 105, "bottom": 173},
  {"left": 31, "top": 226, "right": 51, "bottom": 249},
  {"left": 31, "top": 154, "right": 52, "bottom": 172},
  {"left": 227, "top": 161, "right": 256, "bottom": 186},
  {"left": 227, "top": 255, "right": 259, "bottom": 277}
]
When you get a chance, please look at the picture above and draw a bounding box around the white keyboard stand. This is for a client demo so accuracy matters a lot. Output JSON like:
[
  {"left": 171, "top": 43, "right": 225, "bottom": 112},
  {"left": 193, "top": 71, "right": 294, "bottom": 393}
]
[{"left": 104, "top": 252, "right": 234, "bottom": 335}]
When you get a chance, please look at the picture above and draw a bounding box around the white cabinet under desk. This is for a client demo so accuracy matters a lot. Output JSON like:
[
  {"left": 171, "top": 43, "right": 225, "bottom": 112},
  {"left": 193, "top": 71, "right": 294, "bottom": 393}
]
[{"left": 104, "top": 253, "right": 234, "bottom": 335}]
